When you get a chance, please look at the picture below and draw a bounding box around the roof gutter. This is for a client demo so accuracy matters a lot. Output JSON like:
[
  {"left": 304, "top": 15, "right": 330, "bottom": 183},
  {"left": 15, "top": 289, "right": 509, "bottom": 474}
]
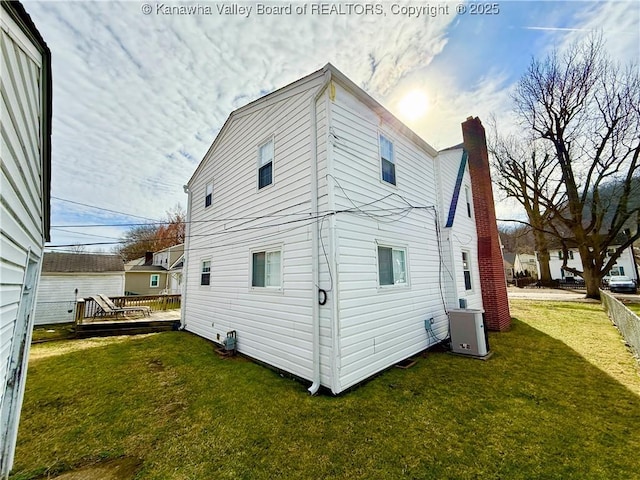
[{"left": 308, "top": 69, "right": 332, "bottom": 395}]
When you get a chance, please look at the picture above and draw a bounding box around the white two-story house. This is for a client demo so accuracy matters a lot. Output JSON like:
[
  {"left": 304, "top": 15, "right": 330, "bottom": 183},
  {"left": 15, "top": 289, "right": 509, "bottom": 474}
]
[{"left": 182, "top": 64, "right": 488, "bottom": 394}]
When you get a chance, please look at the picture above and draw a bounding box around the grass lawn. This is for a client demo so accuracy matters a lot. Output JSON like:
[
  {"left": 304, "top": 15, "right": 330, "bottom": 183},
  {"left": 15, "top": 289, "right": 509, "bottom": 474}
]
[
  {"left": 31, "top": 323, "right": 76, "bottom": 343},
  {"left": 625, "top": 302, "right": 640, "bottom": 316},
  {"left": 11, "top": 300, "right": 640, "bottom": 479}
]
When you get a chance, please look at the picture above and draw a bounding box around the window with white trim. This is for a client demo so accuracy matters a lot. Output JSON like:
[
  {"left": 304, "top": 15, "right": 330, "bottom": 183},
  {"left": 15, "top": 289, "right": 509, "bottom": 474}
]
[
  {"left": 201, "top": 260, "right": 211, "bottom": 286},
  {"left": 379, "top": 134, "right": 396, "bottom": 185},
  {"left": 150, "top": 274, "right": 160, "bottom": 288},
  {"left": 252, "top": 249, "right": 281, "bottom": 288},
  {"left": 258, "top": 138, "right": 274, "bottom": 189},
  {"left": 465, "top": 186, "right": 472, "bottom": 217},
  {"left": 378, "top": 245, "right": 407, "bottom": 286},
  {"left": 205, "top": 183, "right": 213, "bottom": 208},
  {"left": 462, "top": 251, "right": 472, "bottom": 291}
]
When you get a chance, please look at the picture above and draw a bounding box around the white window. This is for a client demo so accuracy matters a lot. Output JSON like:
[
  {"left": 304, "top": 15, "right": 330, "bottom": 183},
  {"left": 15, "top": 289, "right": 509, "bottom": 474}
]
[
  {"left": 150, "top": 274, "right": 160, "bottom": 288},
  {"left": 462, "top": 251, "right": 472, "bottom": 291},
  {"left": 258, "top": 138, "right": 274, "bottom": 189},
  {"left": 201, "top": 260, "right": 211, "bottom": 286},
  {"left": 377, "top": 245, "right": 407, "bottom": 286},
  {"left": 465, "top": 186, "right": 472, "bottom": 217},
  {"left": 379, "top": 134, "right": 396, "bottom": 185},
  {"left": 205, "top": 183, "right": 213, "bottom": 207},
  {"left": 252, "top": 249, "right": 281, "bottom": 288}
]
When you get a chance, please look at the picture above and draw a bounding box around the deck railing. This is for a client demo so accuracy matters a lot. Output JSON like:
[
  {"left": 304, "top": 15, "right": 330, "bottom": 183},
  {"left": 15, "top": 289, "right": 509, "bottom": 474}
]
[{"left": 75, "top": 294, "right": 181, "bottom": 322}]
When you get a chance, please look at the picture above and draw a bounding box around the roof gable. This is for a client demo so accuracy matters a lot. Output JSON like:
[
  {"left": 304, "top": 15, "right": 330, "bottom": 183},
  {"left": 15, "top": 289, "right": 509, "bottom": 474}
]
[
  {"left": 188, "top": 63, "right": 439, "bottom": 186},
  {"left": 43, "top": 253, "right": 124, "bottom": 273}
]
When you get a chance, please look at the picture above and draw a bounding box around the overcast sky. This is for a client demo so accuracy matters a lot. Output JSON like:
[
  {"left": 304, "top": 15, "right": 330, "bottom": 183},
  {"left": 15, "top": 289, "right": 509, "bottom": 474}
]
[{"left": 22, "top": 0, "right": 639, "bottom": 251}]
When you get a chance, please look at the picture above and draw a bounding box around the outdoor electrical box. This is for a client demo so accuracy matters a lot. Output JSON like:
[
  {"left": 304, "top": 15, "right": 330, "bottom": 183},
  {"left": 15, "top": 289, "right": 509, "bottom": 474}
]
[{"left": 448, "top": 309, "right": 489, "bottom": 358}]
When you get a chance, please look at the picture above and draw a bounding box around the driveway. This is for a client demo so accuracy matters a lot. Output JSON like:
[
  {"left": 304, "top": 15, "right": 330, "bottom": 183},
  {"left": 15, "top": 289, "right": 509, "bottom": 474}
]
[
  {"left": 507, "top": 286, "right": 595, "bottom": 302},
  {"left": 508, "top": 286, "right": 639, "bottom": 304}
]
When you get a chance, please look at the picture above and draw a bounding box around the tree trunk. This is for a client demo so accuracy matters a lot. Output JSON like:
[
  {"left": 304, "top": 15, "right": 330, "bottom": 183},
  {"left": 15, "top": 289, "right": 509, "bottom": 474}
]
[
  {"left": 582, "top": 266, "right": 602, "bottom": 300},
  {"left": 533, "top": 229, "right": 552, "bottom": 285}
]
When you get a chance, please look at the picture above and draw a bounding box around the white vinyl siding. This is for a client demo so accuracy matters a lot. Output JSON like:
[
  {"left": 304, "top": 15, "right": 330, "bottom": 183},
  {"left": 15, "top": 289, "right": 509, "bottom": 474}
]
[
  {"left": 434, "top": 148, "right": 483, "bottom": 311},
  {"left": 34, "top": 274, "right": 125, "bottom": 325},
  {"left": 184, "top": 72, "right": 325, "bottom": 383},
  {"left": 1, "top": 7, "right": 48, "bottom": 476},
  {"left": 329, "top": 81, "right": 446, "bottom": 392}
]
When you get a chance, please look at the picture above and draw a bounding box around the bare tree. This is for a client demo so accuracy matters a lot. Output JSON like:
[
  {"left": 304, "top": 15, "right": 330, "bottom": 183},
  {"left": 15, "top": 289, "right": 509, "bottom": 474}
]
[
  {"left": 489, "top": 133, "right": 562, "bottom": 285},
  {"left": 117, "top": 205, "right": 186, "bottom": 262},
  {"left": 511, "top": 34, "right": 640, "bottom": 298}
]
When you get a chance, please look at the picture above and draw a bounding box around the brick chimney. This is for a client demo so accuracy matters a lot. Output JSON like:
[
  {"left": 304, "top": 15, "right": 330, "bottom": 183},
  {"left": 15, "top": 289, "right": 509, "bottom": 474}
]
[{"left": 462, "top": 117, "right": 511, "bottom": 331}]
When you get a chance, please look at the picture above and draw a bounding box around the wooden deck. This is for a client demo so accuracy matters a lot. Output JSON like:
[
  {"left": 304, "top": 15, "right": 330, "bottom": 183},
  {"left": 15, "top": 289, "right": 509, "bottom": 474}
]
[{"left": 75, "top": 311, "right": 181, "bottom": 338}]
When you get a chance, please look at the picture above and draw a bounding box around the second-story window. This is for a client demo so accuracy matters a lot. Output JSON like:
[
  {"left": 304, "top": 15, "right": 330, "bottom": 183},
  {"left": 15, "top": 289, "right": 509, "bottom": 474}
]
[
  {"left": 205, "top": 183, "right": 213, "bottom": 207},
  {"left": 465, "top": 186, "right": 472, "bottom": 217},
  {"left": 258, "top": 139, "right": 274, "bottom": 189},
  {"left": 379, "top": 134, "right": 396, "bottom": 185}
]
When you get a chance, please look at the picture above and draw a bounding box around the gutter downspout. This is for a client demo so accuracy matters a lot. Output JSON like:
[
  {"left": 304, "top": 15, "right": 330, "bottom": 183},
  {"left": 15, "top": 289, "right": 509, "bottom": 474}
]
[
  {"left": 180, "top": 184, "right": 191, "bottom": 330},
  {"left": 308, "top": 69, "right": 332, "bottom": 395}
]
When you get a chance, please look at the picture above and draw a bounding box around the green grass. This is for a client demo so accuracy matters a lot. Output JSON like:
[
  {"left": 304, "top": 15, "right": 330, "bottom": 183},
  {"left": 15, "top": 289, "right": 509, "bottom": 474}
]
[
  {"left": 30, "top": 323, "right": 75, "bottom": 343},
  {"left": 626, "top": 303, "right": 640, "bottom": 316},
  {"left": 12, "top": 300, "right": 640, "bottom": 479}
]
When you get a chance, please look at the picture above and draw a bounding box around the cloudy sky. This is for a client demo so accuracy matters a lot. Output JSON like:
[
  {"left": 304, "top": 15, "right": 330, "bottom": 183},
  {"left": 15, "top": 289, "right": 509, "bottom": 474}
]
[{"left": 22, "top": 0, "right": 639, "bottom": 250}]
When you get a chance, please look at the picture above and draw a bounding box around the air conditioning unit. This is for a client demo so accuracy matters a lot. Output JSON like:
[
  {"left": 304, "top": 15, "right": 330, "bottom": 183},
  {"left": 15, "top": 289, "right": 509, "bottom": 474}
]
[{"left": 448, "top": 309, "right": 490, "bottom": 358}]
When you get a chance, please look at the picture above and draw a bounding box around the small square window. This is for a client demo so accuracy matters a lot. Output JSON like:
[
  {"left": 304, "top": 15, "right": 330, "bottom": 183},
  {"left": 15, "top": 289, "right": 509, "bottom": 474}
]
[
  {"left": 150, "top": 274, "right": 160, "bottom": 288},
  {"left": 379, "top": 134, "right": 396, "bottom": 185},
  {"left": 258, "top": 139, "right": 274, "bottom": 189},
  {"left": 205, "top": 183, "right": 213, "bottom": 208},
  {"left": 201, "top": 260, "right": 211, "bottom": 286},
  {"left": 252, "top": 249, "right": 281, "bottom": 287},
  {"left": 378, "top": 246, "right": 407, "bottom": 286}
]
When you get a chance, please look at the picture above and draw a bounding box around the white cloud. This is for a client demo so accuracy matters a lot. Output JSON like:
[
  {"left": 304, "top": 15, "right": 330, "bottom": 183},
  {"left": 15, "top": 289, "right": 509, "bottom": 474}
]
[
  {"left": 26, "top": 1, "right": 458, "bottom": 248},
  {"left": 23, "top": 1, "right": 637, "bottom": 248}
]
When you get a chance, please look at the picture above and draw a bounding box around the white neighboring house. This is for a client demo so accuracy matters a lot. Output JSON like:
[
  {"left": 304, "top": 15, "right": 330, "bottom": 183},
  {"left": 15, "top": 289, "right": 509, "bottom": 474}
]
[
  {"left": 542, "top": 244, "right": 638, "bottom": 282},
  {"left": 34, "top": 253, "right": 126, "bottom": 325},
  {"left": 0, "top": 1, "right": 52, "bottom": 476},
  {"left": 182, "top": 64, "right": 487, "bottom": 394},
  {"left": 514, "top": 253, "right": 538, "bottom": 278}
]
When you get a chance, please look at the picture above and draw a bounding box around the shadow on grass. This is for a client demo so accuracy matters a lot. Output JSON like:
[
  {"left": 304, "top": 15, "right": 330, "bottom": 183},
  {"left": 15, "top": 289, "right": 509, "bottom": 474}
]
[{"left": 12, "top": 322, "right": 640, "bottom": 480}]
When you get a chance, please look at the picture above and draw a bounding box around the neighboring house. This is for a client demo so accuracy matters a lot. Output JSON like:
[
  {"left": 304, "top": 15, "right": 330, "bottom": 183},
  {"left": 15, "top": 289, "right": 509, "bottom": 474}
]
[
  {"left": 0, "top": 1, "right": 52, "bottom": 476},
  {"left": 503, "top": 252, "right": 516, "bottom": 283},
  {"left": 34, "top": 253, "right": 125, "bottom": 325},
  {"left": 543, "top": 244, "right": 638, "bottom": 282},
  {"left": 124, "top": 244, "right": 184, "bottom": 295},
  {"left": 182, "top": 64, "right": 509, "bottom": 394},
  {"left": 514, "top": 253, "right": 538, "bottom": 278}
]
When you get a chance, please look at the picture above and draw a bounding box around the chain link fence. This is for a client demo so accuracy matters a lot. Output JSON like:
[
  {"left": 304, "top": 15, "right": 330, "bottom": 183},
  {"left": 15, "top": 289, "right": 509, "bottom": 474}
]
[{"left": 601, "top": 290, "right": 640, "bottom": 362}]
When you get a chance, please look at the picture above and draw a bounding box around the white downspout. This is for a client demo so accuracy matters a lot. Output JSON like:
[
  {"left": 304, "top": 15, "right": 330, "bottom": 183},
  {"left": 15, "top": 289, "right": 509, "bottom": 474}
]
[
  {"left": 308, "top": 70, "right": 332, "bottom": 395},
  {"left": 180, "top": 185, "right": 191, "bottom": 329}
]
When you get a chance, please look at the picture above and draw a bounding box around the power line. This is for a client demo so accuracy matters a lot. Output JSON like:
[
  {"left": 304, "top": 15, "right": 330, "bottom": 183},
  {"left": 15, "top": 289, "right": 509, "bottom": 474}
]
[{"left": 51, "top": 196, "right": 162, "bottom": 222}]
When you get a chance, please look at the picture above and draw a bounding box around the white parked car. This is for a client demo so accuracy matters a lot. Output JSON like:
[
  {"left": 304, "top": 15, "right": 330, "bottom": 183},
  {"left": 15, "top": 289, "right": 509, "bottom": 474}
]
[{"left": 608, "top": 275, "right": 637, "bottom": 294}]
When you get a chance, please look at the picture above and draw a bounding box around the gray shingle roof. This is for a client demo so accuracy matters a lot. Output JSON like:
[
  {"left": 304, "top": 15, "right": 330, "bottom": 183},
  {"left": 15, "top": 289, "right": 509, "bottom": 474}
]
[{"left": 43, "top": 253, "right": 124, "bottom": 273}]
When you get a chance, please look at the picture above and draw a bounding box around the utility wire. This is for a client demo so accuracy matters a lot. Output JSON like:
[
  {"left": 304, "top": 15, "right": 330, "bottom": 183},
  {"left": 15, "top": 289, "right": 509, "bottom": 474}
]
[{"left": 52, "top": 196, "right": 161, "bottom": 222}]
